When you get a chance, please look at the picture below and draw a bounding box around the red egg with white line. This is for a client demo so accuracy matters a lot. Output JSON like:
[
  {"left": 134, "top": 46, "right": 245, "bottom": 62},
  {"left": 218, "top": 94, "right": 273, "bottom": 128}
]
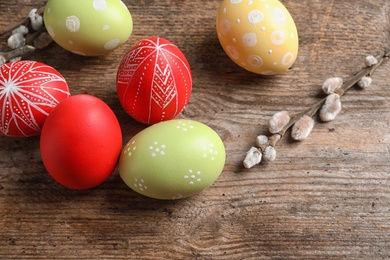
[
  {"left": 0, "top": 60, "right": 70, "bottom": 137},
  {"left": 116, "top": 37, "right": 192, "bottom": 125}
]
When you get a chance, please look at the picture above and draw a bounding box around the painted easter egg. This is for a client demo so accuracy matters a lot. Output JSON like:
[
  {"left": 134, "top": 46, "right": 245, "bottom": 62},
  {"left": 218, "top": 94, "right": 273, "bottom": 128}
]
[
  {"left": 118, "top": 119, "right": 226, "bottom": 200},
  {"left": 40, "top": 94, "right": 122, "bottom": 189},
  {"left": 0, "top": 60, "right": 70, "bottom": 137},
  {"left": 216, "top": 0, "right": 299, "bottom": 75},
  {"left": 116, "top": 37, "right": 192, "bottom": 125},
  {"left": 44, "top": 0, "right": 133, "bottom": 56}
]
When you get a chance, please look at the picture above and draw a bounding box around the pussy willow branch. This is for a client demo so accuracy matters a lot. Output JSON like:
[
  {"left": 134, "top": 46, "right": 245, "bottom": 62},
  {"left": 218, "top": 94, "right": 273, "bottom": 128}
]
[
  {"left": 0, "top": 7, "right": 48, "bottom": 64},
  {"left": 0, "top": 6, "right": 45, "bottom": 36},
  {"left": 268, "top": 47, "right": 389, "bottom": 148}
]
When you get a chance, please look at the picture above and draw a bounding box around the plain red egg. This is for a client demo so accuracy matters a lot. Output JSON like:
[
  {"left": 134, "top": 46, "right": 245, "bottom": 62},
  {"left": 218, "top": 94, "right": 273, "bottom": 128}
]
[
  {"left": 40, "top": 94, "right": 122, "bottom": 189},
  {"left": 0, "top": 60, "right": 70, "bottom": 137},
  {"left": 116, "top": 37, "right": 192, "bottom": 125}
]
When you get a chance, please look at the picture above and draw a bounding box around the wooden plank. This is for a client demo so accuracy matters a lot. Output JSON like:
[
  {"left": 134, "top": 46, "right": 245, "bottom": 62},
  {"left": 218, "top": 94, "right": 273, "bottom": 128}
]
[{"left": 1, "top": 0, "right": 390, "bottom": 259}]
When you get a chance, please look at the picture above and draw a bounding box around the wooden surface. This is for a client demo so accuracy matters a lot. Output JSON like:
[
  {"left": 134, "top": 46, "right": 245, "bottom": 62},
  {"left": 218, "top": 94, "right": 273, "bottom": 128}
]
[{"left": 1, "top": 0, "right": 390, "bottom": 259}]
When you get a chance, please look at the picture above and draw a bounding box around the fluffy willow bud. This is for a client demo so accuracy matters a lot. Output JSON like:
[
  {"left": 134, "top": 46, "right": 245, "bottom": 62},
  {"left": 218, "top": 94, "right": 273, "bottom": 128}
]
[
  {"left": 322, "top": 77, "right": 343, "bottom": 94},
  {"left": 262, "top": 146, "right": 276, "bottom": 161},
  {"left": 8, "top": 33, "right": 25, "bottom": 49},
  {"left": 255, "top": 135, "right": 268, "bottom": 147},
  {"left": 269, "top": 111, "right": 290, "bottom": 134},
  {"left": 34, "top": 32, "right": 53, "bottom": 49},
  {"left": 291, "top": 115, "right": 315, "bottom": 141},
  {"left": 243, "top": 147, "right": 262, "bottom": 169},
  {"left": 364, "top": 55, "right": 378, "bottom": 67},
  {"left": 357, "top": 76, "right": 372, "bottom": 89},
  {"left": 12, "top": 25, "right": 29, "bottom": 36},
  {"left": 319, "top": 93, "right": 342, "bottom": 122},
  {"left": 29, "top": 8, "right": 43, "bottom": 31},
  {"left": 0, "top": 56, "right": 6, "bottom": 66}
]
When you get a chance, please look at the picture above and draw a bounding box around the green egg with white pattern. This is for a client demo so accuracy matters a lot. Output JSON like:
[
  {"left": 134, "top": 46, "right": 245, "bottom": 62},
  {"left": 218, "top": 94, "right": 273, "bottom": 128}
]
[
  {"left": 44, "top": 0, "right": 133, "bottom": 56},
  {"left": 118, "top": 119, "right": 226, "bottom": 200}
]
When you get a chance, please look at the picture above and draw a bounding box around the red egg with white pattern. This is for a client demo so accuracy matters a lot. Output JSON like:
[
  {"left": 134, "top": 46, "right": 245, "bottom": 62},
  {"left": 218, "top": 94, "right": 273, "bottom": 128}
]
[
  {"left": 116, "top": 37, "right": 192, "bottom": 125},
  {"left": 0, "top": 60, "right": 70, "bottom": 137}
]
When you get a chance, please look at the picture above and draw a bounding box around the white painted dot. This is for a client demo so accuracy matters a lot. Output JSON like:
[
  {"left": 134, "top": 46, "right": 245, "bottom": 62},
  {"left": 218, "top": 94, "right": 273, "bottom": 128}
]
[
  {"left": 197, "top": 179, "right": 201, "bottom": 182},
  {"left": 220, "top": 19, "right": 231, "bottom": 35},
  {"left": 282, "top": 52, "right": 295, "bottom": 66},
  {"left": 226, "top": 45, "right": 239, "bottom": 59},
  {"left": 274, "top": 8, "right": 287, "bottom": 23},
  {"left": 102, "top": 25, "right": 110, "bottom": 31},
  {"left": 248, "top": 10, "right": 264, "bottom": 24},
  {"left": 184, "top": 175, "right": 189, "bottom": 179},
  {"left": 66, "top": 15, "right": 80, "bottom": 32},
  {"left": 71, "top": 50, "right": 86, "bottom": 56},
  {"left": 271, "top": 30, "right": 286, "bottom": 45},
  {"left": 191, "top": 175, "right": 196, "bottom": 179},
  {"left": 104, "top": 39, "right": 120, "bottom": 50},
  {"left": 189, "top": 181, "right": 194, "bottom": 185},
  {"left": 242, "top": 33, "right": 257, "bottom": 47},
  {"left": 93, "top": 0, "right": 108, "bottom": 10},
  {"left": 46, "top": 26, "right": 55, "bottom": 38},
  {"left": 230, "top": 0, "right": 242, "bottom": 4}
]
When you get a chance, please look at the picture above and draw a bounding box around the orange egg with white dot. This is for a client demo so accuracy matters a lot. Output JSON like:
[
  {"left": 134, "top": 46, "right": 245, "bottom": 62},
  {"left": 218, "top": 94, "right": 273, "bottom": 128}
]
[{"left": 216, "top": 0, "right": 299, "bottom": 75}]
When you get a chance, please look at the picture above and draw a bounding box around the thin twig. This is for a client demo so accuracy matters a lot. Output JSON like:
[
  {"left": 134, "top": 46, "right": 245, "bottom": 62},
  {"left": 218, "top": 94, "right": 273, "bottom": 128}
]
[{"left": 0, "top": 45, "right": 36, "bottom": 63}]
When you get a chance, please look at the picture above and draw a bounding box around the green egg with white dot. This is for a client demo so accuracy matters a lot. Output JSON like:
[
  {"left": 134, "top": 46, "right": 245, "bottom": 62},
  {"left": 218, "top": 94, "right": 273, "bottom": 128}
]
[
  {"left": 118, "top": 119, "right": 226, "bottom": 200},
  {"left": 43, "top": 0, "right": 133, "bottom": 56}
]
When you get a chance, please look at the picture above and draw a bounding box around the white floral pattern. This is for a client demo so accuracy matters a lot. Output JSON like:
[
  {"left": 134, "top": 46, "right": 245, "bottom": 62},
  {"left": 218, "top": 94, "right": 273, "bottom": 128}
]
[{"left": 0, "top": 61, "right": 69, "bottom": 136}]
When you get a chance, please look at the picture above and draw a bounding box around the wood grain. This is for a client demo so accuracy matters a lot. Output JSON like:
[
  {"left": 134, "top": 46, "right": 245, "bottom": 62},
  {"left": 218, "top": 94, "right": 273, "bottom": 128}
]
[{"left": 1, "top": 0, "right": 390, "bottom": 259}]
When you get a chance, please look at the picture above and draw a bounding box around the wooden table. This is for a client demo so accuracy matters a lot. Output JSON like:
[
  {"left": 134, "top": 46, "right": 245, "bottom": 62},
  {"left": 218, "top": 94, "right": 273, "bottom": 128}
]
[{"left": 1, "top": 0, "right": 390, "bottom": 259}]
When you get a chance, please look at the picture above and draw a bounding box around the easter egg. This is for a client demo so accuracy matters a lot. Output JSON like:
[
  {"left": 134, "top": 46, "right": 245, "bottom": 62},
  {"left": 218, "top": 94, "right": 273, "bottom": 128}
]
[
  {"left": 118, "top": 119, "right": 226, "bottom": 200},
  {"left": 40, "top": 94, "right": 122, "bottom": 189},
  {"left": 216, "top": 0, "right": 299, "bottom": 75},
  {"left": 0, "top": 60, "right": 70, "bottom": 137},
  {"left": 116, "top": 37, "right": 192, "bottom": 125},
  {"left": 44, "top": 0, "right": 133, "bottom": 56}
]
